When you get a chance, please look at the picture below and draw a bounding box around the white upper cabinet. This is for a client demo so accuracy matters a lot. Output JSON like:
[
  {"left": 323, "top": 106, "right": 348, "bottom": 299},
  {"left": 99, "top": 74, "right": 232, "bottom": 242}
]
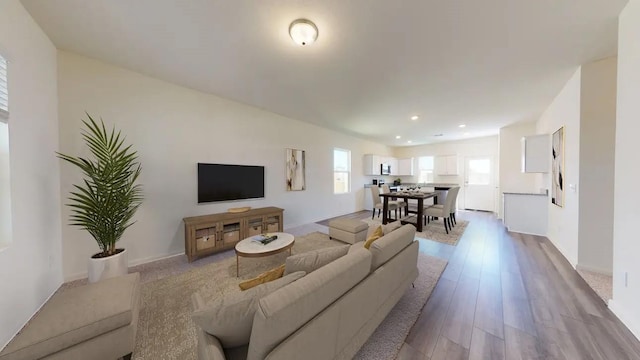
[
  {"left": 388, "top": 157, "right": 399, "bottom": 175},
  {"left": 397, "top": 158, "right": 414, "bottom": 176},
  {"left": 435, "top": 155, "right": 458, "bottom": 175},
  {"left": 363, "top": 154, "right": 382, "bottom": 175},
  {"left": 521, "top": 135, "right": 550, "bottom": 173},
  {"left": 364, "top": 155, "right": 412, "bottom": 176}
]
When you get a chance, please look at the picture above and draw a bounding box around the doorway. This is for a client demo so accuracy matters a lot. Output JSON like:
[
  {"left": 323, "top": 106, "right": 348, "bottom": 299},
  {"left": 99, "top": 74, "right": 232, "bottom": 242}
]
[{"left": 464, "top": 156, "right": 495, "bottom": 211}]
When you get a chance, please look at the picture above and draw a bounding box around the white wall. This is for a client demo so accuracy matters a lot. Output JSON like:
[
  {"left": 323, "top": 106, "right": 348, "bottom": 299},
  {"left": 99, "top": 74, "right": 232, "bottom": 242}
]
[
  {"left": 577, "top": 57, "right": 617, "bottom": 275},
  {"left": 498, "top": 121, "right": 539, "bottom": 218},
  {"left": 0, "top": 0, "right": 62, "bottom": 349},
  {"left": 0, "top": 123, "right": 11, "bottom": 248},
  {"left": 393, "top": 135, "right": 499, "bottom": 211},
  {"left": 536, "top": 68, "right": 581, "bottom": 267},
  {"left": 610, "top": 0, "right": 640, "bottom": 339},
  {"left": 57, "top": 51, "right": 391, "bottom": 280}
]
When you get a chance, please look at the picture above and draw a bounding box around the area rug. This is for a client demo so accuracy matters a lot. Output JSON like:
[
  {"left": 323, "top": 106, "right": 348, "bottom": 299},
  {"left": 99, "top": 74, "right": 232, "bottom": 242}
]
[
  {"left": 363, "top": 217, "right": 468, "bottom": 246},
  {"left": 132, "top": 232, "right": 447, "bottom": 360}
]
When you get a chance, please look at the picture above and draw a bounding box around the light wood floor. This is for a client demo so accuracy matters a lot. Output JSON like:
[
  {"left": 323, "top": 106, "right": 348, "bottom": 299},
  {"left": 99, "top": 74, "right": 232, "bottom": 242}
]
[{"left": 318, "top": 210, "right": 640, "bottom": 360}]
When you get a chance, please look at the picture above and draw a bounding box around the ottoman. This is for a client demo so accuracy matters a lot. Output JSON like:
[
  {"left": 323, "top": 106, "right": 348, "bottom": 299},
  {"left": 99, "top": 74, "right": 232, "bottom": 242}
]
[
  {"left": 0, "top": 273, "right": 140, "bottom": 360},
  {"left": 329, "top": 219, "right": 368, "bottom": 244}
]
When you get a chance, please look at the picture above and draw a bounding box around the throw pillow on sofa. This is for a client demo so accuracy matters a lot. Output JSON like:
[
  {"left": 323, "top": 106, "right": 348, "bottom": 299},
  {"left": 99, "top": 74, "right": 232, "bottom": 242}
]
[
  {"left": 238, "top": 264, "right": 286, "bottom": 290},
  {"left": 364, "top": 225, "right": 384, "bottom": 249},
  {"left": 191, "top": 271, "right": 306, "bottom": 348},
  {"left": 284, "top": 245, "right": 349, "bottom": 275}
]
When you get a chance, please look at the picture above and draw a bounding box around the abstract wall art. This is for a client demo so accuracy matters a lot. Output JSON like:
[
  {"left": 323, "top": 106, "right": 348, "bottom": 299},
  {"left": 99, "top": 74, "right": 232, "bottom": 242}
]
[
  {"left": 551, "top": 126, "right": 564, "bottom": 207},
  {"left": 286, "top": 148, "right": 305, "bottom": 191}
]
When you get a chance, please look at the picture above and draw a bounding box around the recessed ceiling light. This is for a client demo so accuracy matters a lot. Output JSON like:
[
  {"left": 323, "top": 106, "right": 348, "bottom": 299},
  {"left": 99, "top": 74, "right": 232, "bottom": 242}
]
[
  {"left": 407, "top": 140, "right": 413, "bottom": 144},
  {"left": 459, "top": 124, "right": 466, "bottom": 128},
  {"left": 410, "top": 115, "right": 419, "bottom": 120},
  {"left": 395, "top": 135, "right": 401, "bottom": 139}
]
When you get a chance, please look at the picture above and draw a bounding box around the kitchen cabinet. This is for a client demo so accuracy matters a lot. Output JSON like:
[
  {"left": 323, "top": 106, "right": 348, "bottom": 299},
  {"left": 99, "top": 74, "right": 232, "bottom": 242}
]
[
  {"left": 397, "top": 158, "right": 414, "bottom": 176},
  {"left": 435, "top": 155, "right": 458, "bottom": 175},
  {"left": 363, "top": 154, "right": 383, "bottom": 175},
  {"left": 521, "top": 134, "right": 550, "bottom": 173},
  {"left": 503, "top": 193, "right": 548, "bottom": 235},
  {"left": 388, "top": 157, "right": 399, "bottom": 175},
  {"left": 363, "top": 186, "right": 374, "bottom": 211},
  {"left": 364, "top": 154, "right": 400, "bottom": 175}
]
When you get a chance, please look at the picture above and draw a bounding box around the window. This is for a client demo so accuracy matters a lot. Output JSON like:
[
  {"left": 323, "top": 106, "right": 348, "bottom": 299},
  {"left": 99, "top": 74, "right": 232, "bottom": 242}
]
[
  {"left": 0, "top": 53, "right": 9, "bottom": 248},
  {"left": 418, "top": 156, "right": 434, "bottom": 183},
  {"left": 333, "top": 148, "right": 350, "bottom": 194},
  {"left": 0, "top": 55, "right": 7, "bottom": 119}
]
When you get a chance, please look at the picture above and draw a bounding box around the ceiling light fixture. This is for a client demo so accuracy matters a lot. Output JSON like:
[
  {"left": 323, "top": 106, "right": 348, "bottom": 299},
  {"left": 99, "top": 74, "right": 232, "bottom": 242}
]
[
  {"left": 407, "top": 140, "right": 413, "bottom": 144},
  {"left": 289, "top": 19, "right": 318, "bottom": 46},
  {"left": 395, "top": 135, "right": 401, "bottom": 139},
  {"left": 410, "top": 115, "right": 419, "bottom": 120},
  {"left": 459, "top": 124, "right": 466, "bottom": 128}
]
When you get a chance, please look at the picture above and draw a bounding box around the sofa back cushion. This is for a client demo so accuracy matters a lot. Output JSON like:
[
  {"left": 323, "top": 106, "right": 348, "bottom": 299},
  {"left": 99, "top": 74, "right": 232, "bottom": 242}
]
[
  {"left": 246, "top": 248, "right": 372, "bottom": 360},
  {"left": 191, "top": 271, "right": 306, "bottom": 348},
  {"left": 369, "top": 224, "right": 416, "bottom": 270},
  {"left": 284, "top": 245, "right": 349, "bottom": 275}
]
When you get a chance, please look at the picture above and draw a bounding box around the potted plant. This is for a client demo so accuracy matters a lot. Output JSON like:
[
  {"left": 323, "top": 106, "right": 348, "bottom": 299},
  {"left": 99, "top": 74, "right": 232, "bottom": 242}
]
[{"left": 57, "top": 114, "right": 143, "bottom": 283}]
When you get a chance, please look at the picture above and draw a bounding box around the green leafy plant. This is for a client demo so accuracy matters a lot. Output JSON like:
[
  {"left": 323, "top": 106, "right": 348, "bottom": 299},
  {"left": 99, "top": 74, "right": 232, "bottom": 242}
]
[{"left": 57, "top": 114, "right": 143, "bottom": 258}]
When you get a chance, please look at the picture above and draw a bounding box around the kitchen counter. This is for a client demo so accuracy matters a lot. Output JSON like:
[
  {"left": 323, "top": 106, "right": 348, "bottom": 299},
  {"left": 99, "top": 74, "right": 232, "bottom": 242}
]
[
  {"left": 364, "top": 182, "right": 459, "bottom": 188},
  {"left": 503, "top": 192, "right": 548, "bottom": 235},
  {"left": 503, "top": 191, "right": 548, "bottom": 196}
]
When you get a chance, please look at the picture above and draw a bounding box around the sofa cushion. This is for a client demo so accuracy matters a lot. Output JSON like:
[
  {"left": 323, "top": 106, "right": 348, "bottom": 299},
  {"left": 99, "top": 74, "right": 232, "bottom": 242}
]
[
  {"left": 0, "top": 273, "right": 140, "bottom": 360},
  {"left": 328, "top": 219, "right": 368, "bottom": 233},
  {"left": 191, "top": 271, "right": 306, "bottom": 348},
  {"left": 239, "top": 264, "right": 285, "bottom": 291},
  {"left": 369, "top": 224, "right": 416, "bottom": 270},
  {"left": 382, "top": 221, "right": 402, "bottom": 235},
  {"left": 364, "top": 226, "right": 383, "bottom": 249},
  {"left": 284, "top": 245, "right": 349, "bottom": 275},
  {"left": 247, "top": 248, "right": 372, "bottom": 360}
]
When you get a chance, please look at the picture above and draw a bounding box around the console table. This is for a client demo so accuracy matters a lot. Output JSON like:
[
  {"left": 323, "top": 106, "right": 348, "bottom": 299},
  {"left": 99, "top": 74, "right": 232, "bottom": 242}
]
[{"left": 183, "top": 207, "right": 284, "bottom": 262}]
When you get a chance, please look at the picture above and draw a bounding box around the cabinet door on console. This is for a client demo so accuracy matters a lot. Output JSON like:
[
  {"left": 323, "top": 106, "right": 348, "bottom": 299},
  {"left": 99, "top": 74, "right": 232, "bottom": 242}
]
[{"left": 246, "top": 217, "right": 263, "bottom": 236}]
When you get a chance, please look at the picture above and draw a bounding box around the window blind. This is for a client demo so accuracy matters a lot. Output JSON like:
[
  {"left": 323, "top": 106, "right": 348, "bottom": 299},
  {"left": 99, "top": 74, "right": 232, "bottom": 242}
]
[{"left": 0, "top": 55, "right": 8, "bottom": 119}]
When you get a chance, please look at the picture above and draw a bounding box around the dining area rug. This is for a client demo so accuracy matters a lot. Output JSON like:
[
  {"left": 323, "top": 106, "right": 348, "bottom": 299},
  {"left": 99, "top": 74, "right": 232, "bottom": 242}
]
[
  {"left": 363, "top": 217, "right": 468, "bottom": 246},
  {"left": 131, "top": 231, "right": 447, "bottom": 360}
]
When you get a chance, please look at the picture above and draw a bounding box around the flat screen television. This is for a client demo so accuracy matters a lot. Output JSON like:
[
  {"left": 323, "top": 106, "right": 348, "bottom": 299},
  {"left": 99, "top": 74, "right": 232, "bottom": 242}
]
[{"left": 198, "top": 163, "right": 265, "bottom": 203}]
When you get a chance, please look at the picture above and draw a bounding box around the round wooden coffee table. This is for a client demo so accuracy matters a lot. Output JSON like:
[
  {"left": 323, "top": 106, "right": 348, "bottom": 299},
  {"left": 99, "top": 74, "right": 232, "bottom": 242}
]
[{"left": 234, "top": 232, "right": 295, "bottom": 277}]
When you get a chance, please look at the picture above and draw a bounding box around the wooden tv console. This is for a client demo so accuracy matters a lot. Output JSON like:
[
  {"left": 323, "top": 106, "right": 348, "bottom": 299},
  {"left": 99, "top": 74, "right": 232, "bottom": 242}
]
[{"left": 183, "top": 207, "right": 284, "bottom": 262}]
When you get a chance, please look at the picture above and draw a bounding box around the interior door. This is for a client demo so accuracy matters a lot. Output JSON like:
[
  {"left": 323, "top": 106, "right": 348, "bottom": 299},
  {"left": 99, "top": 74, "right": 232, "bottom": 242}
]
[{"left": 464, "top": 156, "right": 495, "bottom": 211}]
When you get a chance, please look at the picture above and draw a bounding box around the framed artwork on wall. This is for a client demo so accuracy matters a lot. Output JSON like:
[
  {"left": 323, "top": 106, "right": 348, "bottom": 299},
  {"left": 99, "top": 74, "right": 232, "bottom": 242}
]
[
  {"left": 551, "top": 126, "right": 564, "bottom": 207},
  {"left": 286, "top": 148, "right": 305, "bottom": 191}
]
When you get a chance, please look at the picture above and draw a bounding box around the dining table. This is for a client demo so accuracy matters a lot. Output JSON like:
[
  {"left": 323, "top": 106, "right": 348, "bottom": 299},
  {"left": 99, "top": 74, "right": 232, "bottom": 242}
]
[{"left": 379, "top": 191, "right": 440, "bottom": 232}]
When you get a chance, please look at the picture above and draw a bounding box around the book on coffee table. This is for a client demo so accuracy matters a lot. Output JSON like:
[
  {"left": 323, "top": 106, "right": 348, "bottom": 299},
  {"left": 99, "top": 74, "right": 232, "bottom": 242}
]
[{"left": 252, "top": 234, "right": 278, "bottom": 245}]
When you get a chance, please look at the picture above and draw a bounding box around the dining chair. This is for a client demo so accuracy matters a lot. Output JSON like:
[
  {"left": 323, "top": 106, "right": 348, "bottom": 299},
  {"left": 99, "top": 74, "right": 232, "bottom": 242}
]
[
  {"left": 424, "top": 187, "right": 456, "bottom": 234},
  {"left": 427, "top": 187, "right": 460, "bottom": 227},
  {"left": 370, "top": 186, "right": 398, "bottom": 220},
  {"left": 381, "top": 184, "right": 407, "bottom": 218}
]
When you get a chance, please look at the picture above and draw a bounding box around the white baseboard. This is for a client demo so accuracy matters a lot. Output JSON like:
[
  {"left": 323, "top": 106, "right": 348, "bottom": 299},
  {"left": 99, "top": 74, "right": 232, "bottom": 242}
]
[
  {"left": 64, "top": 251, "right": 185, "bottom": 282},
  {"left": 546, "top": 237, "right": 577, "bottom": 269},
  {"left": 505, "top": 227, "right": 546, "bottom": 237},
  {"left": 576, "top": 264, "right": 613, "bottom": 276},
  {"left": 608, "top": 299, "right": 640, "bottom": 341}
]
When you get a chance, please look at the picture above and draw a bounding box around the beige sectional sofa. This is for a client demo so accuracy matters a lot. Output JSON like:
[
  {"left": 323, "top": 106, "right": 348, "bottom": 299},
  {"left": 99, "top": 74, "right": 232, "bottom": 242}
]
[{"left": 192, "top": 223, "right": 419, "bottom": 360}]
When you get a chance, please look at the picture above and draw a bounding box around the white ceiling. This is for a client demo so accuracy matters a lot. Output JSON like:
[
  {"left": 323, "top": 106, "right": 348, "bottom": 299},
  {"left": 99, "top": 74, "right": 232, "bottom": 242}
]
[{"left": 21, "top": 0, "right": 627, "bottom": 146}]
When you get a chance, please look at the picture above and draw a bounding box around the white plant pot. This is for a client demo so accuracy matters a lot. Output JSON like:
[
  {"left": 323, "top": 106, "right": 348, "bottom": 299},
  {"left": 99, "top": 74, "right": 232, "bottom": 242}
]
[{"left": 88, "top": 248, "right": 128, "bottom": 283}]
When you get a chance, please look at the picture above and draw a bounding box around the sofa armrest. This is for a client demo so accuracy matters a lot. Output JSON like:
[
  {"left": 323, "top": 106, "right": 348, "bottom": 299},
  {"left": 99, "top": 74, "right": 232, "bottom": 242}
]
[
  {"left": 196, "top": 329, "right": 227, "bottom": 360},
  {"left": 192, "top": 292, "right": 227, "bottom": 360}
]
